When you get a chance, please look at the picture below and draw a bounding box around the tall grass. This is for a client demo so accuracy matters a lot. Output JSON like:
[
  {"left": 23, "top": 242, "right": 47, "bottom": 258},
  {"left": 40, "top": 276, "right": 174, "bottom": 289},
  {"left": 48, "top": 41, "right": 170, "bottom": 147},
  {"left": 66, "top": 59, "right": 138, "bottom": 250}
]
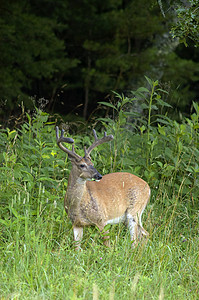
[{"left": 0, "top": 80, "right": 198, "bottom": 299}]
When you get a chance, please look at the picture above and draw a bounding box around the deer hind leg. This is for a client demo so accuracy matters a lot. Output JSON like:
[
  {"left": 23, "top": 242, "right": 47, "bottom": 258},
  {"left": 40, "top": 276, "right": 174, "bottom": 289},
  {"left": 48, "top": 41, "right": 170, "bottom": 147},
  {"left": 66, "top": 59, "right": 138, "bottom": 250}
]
[
  {"left": 73, "top": 226, "right": 83, "bottom": 250},
  {"left": 126, "top": 214, "right": 139, "bottom": 246},
  {"left": 126, "top": 213, "right": 148, "bottom": 247},
  {"left": 137, "top": 187, "right": 150, "bottom": 239},
  {"left": 138, "top": 206, "right": 149, "bottom": 239}
]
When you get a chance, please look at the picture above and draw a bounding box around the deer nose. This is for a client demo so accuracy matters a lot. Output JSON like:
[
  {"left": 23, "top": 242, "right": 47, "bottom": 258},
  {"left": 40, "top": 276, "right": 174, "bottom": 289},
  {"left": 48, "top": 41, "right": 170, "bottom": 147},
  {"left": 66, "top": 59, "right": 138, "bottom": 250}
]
[{"left": 94, "top": 172, "right": 102, "bottom": 181}]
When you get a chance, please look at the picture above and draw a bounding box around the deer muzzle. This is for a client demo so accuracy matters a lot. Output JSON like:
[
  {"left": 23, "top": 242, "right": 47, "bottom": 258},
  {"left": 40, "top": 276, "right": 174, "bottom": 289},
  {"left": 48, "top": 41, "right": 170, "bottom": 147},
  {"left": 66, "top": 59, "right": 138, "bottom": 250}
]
[{"left": 93, "top": 171, "right": 103, "bottom": 181}]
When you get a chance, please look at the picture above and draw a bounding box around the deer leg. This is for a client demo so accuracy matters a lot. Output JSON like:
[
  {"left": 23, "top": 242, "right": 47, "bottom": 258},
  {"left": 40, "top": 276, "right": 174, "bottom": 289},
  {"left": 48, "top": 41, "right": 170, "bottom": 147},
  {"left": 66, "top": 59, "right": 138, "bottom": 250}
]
[
  {"left": 73, "top": 226, "right": 83, "bottom": 250},
  {"left": 102, "top": 229, "right": 110, "bottom": 247},
  {"left": 137, "top": 208, "right": 149, "bottom": 241},
  {"left": 138, "top": 224, "right": 149, "bottom": 238},
  {"left": 126, "top": 214, "right": 139, "bottom": 247},
  {"left": 137, "top": 224, "right": 149, "bottom": 247},
  {"left": 98, "top": 225, "right": 110, "bottom": 247}
]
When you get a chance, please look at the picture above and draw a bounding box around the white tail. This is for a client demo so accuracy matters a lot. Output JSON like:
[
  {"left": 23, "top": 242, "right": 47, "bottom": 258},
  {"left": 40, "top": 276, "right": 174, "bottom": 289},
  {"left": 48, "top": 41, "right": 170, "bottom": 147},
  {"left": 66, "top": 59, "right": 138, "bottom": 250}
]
[{"left": 56, "top": 127, "right": 150, "bottom": 249}]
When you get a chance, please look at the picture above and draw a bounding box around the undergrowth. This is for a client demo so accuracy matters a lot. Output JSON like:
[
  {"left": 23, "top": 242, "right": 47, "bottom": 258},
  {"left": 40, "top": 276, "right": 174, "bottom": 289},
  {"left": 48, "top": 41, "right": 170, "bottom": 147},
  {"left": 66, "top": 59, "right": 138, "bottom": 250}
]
[{"left": 0, "top": 78, "right": 198, "bottom": 299}]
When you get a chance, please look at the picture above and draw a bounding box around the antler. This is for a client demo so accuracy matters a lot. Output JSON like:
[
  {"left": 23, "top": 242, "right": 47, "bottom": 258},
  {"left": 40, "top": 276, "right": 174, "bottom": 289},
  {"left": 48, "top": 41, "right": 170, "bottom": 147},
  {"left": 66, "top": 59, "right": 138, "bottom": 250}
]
[
  {"left": 55, "top": 126, "right": 82, "bottom": 160},
  {"left": 85, "top": 129, "right": 114, "bottom": 157}
]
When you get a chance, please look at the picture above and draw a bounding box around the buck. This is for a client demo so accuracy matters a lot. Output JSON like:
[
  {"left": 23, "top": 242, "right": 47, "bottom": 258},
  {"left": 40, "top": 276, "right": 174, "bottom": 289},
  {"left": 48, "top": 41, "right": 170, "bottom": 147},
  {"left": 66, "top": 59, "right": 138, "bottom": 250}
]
[{"left": 56, "top": 126, "right": 150, "bottom": 249}]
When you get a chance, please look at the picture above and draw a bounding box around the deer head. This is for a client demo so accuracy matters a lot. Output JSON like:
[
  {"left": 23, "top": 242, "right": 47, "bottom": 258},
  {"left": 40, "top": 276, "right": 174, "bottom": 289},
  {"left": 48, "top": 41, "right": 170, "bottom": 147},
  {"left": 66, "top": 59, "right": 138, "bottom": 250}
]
[{"left": 55, "top": 126, "right": 113, "bottom": 182}]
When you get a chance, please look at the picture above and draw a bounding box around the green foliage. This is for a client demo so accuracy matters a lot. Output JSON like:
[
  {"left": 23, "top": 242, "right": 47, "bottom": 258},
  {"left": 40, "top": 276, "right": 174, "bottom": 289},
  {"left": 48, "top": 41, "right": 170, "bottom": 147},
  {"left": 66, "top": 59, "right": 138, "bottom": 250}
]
[
  {"left": 0, "top": 0, "right": 199, "bottom": 120},
  {"left": 0, "top": 84, "right": 198, "bottom": 298},
  {"left": 0, "top": 108, "right": 72, "bottom": 244},
  {"left": 171, "top": 0, "right": 199, "bottom": 47},
  {"left": 0, "top": 0, "right": 78, "bottom": 111},
  {"left": 75, "top": 0, "right": 166, "bottom": 117},
  {"left": 161, "top": 50, "right": 199, "bottom": 114},
  {"left": 98, "top": 77, "right": 199, "bottom": 205}
]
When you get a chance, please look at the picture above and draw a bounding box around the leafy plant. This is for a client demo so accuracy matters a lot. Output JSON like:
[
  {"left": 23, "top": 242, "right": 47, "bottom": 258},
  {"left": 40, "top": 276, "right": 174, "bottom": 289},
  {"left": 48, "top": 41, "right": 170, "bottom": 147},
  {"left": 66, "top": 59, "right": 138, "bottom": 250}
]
[
  {"left": 0, "top": 85, "right": 198, "bottom": 299},
  {"left": 0, "top": 108, "right": 72, "bottom": 245},
  {"left": 171, "top": 0, "right": 199, "bottom": 47}
]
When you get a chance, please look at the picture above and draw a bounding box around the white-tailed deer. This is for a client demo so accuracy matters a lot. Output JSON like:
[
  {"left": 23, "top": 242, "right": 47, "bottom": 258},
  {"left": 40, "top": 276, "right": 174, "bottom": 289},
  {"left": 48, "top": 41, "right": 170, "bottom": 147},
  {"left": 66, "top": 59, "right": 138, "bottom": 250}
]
[{"left": 56, "top": 127, "right": 150, "bottom": 249}]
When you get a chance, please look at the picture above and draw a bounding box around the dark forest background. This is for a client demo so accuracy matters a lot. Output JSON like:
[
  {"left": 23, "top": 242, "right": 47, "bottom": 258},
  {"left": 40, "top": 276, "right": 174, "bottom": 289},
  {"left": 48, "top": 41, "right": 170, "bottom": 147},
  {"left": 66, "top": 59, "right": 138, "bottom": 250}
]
[
  {"left": 0, "top": 0, "right": 199, "bottom": 123},
  {"left": 0, "top": 2, "right": 199, "bottom": 296}
]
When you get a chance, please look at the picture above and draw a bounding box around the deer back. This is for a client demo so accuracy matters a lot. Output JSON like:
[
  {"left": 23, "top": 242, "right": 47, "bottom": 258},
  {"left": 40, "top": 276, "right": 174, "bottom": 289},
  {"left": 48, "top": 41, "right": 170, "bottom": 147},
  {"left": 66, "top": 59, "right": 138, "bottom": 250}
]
[
  {"left": 66, "top": 172, "right": 150, "bottom": 228},
  {"left": 87, "top": 173, "right": 150, "bottom": 218}
]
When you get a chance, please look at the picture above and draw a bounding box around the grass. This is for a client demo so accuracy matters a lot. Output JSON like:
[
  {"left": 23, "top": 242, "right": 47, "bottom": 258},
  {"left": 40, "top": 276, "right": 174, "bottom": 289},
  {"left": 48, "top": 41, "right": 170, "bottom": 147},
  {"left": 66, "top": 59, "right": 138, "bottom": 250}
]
[{"left": 0, "top": 183, "right": 198, "bottom": 299}]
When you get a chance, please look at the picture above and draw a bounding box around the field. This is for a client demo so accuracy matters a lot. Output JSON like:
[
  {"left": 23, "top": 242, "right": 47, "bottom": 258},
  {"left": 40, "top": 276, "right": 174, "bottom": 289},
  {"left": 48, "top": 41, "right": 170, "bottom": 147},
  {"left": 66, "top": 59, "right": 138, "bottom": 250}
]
[{"left": 0, "top": 82, "right": 198, "bottom": 299}]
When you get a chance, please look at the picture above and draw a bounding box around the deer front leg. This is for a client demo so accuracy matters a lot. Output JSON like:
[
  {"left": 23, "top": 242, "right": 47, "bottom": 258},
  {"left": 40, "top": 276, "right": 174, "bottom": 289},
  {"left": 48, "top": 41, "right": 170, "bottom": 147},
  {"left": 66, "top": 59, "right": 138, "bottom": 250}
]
[
  {"left": 98, "top": 225, "right": 110, "bottom": 247},
  {"left": 73, "top": 226, "right": 83, "bottom": 250}
]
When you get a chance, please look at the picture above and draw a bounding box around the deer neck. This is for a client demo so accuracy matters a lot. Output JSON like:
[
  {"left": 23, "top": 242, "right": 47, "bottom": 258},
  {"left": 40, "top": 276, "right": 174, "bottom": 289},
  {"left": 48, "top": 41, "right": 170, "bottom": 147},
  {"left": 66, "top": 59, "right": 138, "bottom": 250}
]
[{"left": 66, "top": 169, "right": 87, "bottom": 222}]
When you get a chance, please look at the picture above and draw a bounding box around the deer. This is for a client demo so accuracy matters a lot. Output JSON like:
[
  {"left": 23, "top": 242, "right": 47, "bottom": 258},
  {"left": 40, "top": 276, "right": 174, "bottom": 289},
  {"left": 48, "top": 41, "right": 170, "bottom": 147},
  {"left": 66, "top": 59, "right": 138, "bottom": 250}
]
[{"left": 56, "top": 126, "right": 150, "bottom": 249}]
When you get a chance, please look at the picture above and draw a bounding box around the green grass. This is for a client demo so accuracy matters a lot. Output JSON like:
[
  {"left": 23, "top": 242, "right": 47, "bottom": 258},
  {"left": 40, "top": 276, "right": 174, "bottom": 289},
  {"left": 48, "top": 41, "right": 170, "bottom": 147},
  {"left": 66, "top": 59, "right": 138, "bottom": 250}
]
[{"left": 0, "top": 184, "right": 198, "bottom": 299}]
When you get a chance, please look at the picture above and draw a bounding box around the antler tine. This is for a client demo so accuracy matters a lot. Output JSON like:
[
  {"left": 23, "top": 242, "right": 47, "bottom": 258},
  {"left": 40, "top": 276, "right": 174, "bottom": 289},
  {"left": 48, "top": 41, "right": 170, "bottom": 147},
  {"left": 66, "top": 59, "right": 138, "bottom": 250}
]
[
  {"left": 93, "top": 129, "right": 98, "bottom": 141},
  {"left": 85, "top": 129, "right": 114, "bottom": 156},
  {"left": 55, "top": 126, "right": 81, "bottom": 160}
]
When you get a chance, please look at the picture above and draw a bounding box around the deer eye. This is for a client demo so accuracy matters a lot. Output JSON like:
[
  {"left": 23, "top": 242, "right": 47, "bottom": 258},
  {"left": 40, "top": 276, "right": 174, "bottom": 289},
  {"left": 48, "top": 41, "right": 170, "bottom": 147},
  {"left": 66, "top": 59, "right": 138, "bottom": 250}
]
[{"left": 80, "top": 164, "right": 86, "bottom": 168}]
